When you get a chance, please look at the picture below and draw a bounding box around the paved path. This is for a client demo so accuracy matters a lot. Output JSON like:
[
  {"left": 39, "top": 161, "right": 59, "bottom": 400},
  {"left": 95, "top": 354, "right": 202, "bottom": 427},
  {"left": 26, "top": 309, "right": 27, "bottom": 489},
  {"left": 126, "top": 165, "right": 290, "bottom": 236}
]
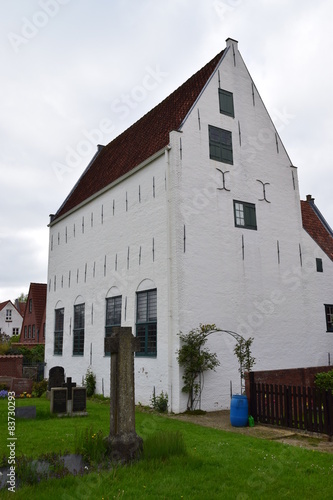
[{"left": 169, "top": 410, "right": 333, "bottom": 454}]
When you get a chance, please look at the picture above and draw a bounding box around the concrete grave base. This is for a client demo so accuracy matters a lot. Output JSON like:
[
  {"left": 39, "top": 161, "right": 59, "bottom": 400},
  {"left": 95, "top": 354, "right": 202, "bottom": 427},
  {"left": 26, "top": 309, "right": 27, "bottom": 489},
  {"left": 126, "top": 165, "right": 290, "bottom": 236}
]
[{"left": 105, "top": 432, "right": 143, "bottom": 463}]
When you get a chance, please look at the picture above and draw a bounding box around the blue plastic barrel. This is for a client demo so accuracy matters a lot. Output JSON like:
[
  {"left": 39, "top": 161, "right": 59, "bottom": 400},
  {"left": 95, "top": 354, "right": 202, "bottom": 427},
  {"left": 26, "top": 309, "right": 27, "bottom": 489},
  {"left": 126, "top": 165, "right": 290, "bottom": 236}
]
[{"left": 230, "top": 395, "right": 248, "bottom": 427}]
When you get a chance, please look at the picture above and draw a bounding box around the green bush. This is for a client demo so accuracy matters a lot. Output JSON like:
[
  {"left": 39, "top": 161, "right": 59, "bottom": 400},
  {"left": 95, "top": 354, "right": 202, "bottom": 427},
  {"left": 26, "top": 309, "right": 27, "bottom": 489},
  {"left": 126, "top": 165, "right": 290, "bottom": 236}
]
[
  {"left": 32, "top": 379, "right": 48, "bottom": 397},
  {"left": 314, "top": 370, "right": 333, "bottom": 391},
  {"left": 84, "top": 367, "right": 96, "bottom": 397},
  {"left": 150, "top": 390, "right": 168, "bottom": 412}
]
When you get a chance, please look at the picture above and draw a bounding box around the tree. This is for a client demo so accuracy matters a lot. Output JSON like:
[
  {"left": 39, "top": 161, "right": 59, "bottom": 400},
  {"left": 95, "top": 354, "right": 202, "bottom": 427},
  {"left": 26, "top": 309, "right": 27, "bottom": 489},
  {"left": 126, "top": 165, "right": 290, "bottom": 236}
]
[
  {"left": 177, "top": 324, "right": 220, "bottom": 411},
  {"left": 16, "top": 293, "right": 28, "bottom": 303}
]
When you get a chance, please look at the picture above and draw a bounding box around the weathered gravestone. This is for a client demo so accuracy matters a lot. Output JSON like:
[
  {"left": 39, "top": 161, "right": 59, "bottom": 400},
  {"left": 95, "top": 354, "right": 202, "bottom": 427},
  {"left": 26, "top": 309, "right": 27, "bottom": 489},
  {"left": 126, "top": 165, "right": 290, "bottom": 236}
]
[
  {"left": 62, "top": 377, "right": 76, "bottom": 413},
  {"left": 15, "top": 406, "right": 36, "bottom": 419},
  {"left": 48, "top": 366, "right": 65, "bottom": 391},
  {"left": 104, "top": 326, "right": 143, "bottom": 463},
  {"left": 11, "top": 378, "right": 33, "bottom": 396},
  {"left": 72, "top": 387, "right": 87, "bottom": 413},
  {"left": 50, "top": 388, "right": 67, "bottom": 415}
]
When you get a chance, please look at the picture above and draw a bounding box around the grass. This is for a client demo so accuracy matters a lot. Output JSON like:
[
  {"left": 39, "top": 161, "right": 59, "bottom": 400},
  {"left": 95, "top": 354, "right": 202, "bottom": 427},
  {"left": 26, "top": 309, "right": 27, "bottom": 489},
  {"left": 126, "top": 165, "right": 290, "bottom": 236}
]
[{"left": 1, "top": 396, "right": 333, "bottom": 499}]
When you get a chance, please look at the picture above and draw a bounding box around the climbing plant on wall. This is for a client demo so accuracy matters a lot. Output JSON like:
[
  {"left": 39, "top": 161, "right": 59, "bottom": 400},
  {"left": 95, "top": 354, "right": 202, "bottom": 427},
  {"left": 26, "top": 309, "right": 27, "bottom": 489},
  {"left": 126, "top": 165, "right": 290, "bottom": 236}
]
[{"left": 177, "top": 324, "right": 220, "bottom": 411}]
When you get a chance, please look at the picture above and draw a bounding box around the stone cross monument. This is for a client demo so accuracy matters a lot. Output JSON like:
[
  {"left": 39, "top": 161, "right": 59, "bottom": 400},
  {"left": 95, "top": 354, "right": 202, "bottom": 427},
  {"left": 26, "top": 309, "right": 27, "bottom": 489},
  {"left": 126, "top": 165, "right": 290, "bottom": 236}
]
[{"left": 104, "top": 326, "right": 143, "bottom": 462}]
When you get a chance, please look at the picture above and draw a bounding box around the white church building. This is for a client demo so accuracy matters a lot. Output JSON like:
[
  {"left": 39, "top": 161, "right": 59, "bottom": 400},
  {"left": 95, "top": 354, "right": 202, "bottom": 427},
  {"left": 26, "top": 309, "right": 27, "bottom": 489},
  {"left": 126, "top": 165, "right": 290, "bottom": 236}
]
[{"left": 45, "top": 38, "right": 333, "bottom": 412}]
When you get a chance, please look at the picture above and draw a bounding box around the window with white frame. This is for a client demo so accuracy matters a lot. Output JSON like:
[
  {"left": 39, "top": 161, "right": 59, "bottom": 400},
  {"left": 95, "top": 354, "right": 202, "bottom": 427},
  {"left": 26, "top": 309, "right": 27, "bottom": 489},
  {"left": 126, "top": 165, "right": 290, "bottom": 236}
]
[
  {"left": 234, "top": 200, "right": 257, "bottom": 230},
  {"left": 5, "top": 309, "right": 12, "bottom": 322}
]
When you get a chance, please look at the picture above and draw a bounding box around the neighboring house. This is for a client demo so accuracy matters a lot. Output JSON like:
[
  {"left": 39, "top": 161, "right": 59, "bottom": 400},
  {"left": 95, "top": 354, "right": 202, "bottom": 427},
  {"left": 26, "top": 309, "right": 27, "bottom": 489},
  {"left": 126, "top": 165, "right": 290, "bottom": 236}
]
[
  {"left": 0, "top": 300, "right": 24, "bottom": 337},
  {"left": 18, "top": 283, "right": 47, "bottom": 347},
  {"left": 45, "top": 38, "right": 333, "bottom": 412}
]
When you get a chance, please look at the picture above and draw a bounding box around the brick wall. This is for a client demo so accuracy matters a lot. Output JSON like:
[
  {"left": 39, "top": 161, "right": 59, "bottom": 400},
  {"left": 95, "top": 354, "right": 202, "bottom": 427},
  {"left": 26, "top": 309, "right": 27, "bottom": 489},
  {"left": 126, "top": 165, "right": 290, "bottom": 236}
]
[
  {"left": 246, "top": 365, "right": 333, "bottom": 398},
  {"left": 0, "top": 355, "right": 23, "bottom": 378}
]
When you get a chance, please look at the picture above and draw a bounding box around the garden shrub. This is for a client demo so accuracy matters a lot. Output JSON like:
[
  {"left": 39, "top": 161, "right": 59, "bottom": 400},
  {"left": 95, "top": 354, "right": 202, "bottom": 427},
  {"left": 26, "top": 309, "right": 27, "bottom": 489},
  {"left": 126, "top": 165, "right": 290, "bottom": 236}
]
[
  {"left": 150, "top": 390, "right": 168, "bottom": 412},
  {"left": 84, "top": 367, "right": 96, "bottom": 397},
  {"left": 32, "top": 379, "right": 48, "bottom": 397},
  {"left": 314, "top": 370, "right": 333, "bottom": 391}
]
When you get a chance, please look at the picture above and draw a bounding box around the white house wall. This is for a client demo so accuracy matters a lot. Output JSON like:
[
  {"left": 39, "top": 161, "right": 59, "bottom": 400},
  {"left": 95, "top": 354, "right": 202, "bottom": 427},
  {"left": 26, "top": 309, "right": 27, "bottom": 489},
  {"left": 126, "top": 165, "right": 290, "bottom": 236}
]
[
  {"left": 0, "top": 303, "right": 23, "bottom": 337},
  {"left": 171, "top": 40, "right": 333, "bottom": 410},
  {"left": 45, "top": 153, "right": 173, "bottom": 406},
  {"left": 46, "top": 39, "right": 333, "bottom": 414}
]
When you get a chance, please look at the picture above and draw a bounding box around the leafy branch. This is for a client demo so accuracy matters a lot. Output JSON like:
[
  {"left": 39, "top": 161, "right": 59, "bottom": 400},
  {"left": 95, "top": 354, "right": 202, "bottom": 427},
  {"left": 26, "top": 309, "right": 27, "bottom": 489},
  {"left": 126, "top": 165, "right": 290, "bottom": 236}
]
[{"left": 177, "top": 324, "right": 220, "bottom": 411}]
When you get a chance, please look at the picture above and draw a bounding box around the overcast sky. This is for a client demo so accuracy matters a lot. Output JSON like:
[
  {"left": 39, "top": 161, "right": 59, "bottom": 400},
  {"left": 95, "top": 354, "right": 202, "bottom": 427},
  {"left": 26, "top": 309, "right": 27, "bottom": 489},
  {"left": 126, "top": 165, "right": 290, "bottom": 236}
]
[{"left": 0, "top": 0, "right": 332, "bottom": 302}]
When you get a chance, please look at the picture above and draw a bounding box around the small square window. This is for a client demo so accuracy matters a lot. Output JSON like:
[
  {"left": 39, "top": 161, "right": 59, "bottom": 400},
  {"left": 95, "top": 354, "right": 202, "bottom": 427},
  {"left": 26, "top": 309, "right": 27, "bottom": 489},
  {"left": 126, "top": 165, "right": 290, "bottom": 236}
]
[
  {"left": 316, "top": 258, "right": 323, "bottom": 272},
  {"left": 325, "top": 305, "right": 333, "bottom": 332},
  {"left": 209, "top": 125, "right": 233, "bottom": 164},
  {"left": 233, "top": 200, "right": 257, "bottom": 230},
  {"left": 219, "top": 89, "right": 234, "bottom": 117}
]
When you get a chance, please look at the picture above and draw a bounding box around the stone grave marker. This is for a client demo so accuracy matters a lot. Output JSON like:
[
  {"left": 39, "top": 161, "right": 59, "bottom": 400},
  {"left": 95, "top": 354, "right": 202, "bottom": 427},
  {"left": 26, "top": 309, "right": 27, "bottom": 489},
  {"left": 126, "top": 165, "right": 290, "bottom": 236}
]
[
  {"left": 72, "top": 387, "right": 87, "bottom": 413},
  {"left": 50, "top": 388, "right": 67, "bottom": 415},
  {"left": 48, "top": 366, "right": 65, "bottom": 391},
  {"left": 63, "top": 377, "right": 76, "bottom": 413},
  {"left": 15, "top": 406, "right": 36, "bottom": 419},
  {"left": 11, "top": 378, "right": 33, "bottom": 396},
  {"left": 104, "top": 326, "right": 143, "bottom": 462}
]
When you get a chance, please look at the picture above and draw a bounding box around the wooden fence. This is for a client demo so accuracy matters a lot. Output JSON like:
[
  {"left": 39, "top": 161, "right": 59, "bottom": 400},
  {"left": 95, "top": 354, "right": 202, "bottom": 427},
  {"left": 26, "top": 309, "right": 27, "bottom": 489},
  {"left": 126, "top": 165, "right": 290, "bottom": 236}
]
[{"left": 249, "top": 379, "right": 333, "bottom": 436}]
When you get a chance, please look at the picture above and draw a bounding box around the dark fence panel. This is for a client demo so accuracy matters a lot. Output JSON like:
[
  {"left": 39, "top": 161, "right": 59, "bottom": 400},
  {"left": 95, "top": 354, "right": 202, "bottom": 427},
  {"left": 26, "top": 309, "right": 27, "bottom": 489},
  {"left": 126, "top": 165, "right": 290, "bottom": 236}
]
[{"left": 250, "top": 380, "right": 333, "bottom": 436}]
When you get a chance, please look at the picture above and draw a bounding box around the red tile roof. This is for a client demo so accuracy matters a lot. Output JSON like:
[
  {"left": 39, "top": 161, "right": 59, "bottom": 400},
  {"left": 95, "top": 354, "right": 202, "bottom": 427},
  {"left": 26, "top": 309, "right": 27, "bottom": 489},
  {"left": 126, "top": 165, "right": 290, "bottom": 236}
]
[
  {"left": 0, "top": 300, "right": 10, "bottom": 312},
  {"left": 20, "top": 283, "right": 47, "bottom": 344},
  {"left": 0, "top": 300, "right": 24, "bottom": 317},
  {"left": 53, "top": 49, "right": 225, "bottom": 221},
  {"left": 301, "top": 197, "right": 333, "bottom": 261}
]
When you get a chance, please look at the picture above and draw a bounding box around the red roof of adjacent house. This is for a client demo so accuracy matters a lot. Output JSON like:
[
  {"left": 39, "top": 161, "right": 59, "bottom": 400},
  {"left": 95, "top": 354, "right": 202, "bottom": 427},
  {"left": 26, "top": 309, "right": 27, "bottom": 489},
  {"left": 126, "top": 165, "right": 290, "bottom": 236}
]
[
  {"left": 0, "top": 300, "right": 24, "bottom": 317},
  {"left": 53, "top": 49, "right": 225, "bottom": 221},
  {"left": 0, "top": 300, "right": 10, "bottom": 312},
  {"left": 301, "top": 196, "right": 333, "bottom": 261},
  {"left": 20, "top": 283, "right": 47, "bottom": 344},
  {"left": 17, "top": 301, "right": 26, "bottom": 317},
  {"left": 28, "top": 283, "right": 47, "bottom": 329}
]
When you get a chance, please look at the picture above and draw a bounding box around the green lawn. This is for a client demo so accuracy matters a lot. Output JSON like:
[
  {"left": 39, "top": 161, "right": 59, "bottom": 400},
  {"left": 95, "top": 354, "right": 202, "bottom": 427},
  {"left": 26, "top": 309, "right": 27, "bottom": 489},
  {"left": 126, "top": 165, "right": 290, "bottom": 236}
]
[{"left": 1, "top": 397, "right": 333, "bottom": 499}]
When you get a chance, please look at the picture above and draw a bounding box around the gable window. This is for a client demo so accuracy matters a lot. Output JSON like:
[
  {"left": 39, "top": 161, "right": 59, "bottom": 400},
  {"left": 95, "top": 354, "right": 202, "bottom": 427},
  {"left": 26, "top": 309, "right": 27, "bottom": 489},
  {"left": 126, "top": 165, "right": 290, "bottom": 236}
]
[
  {"left": 209, "top": 125, "right": 233, "bottom": 164},
  {"left": 29, "top": 299, "right": 32, "bottom": 313},
  {"left": 73, "top": 303, "right": 85, "bottom": 356},
  {"left": 54, "top": 308, "right": 64, "bottom": 355},
  {"left": 234, "top": 201, "right": 257, "bottom": 230},
  {"left": 32, "top": 325, "right": 35, "bottom": 339},
  {"left": 219, "top": 89, "right": 234, "bottom": 117},
  {"left": 105, "top": 296, "right": 122, "bottom": 355},
  {"left": 136, "top": 289, "right": 157, "bottom": 357},
  {"left": 325, "top": 305, "right": 333, "bottom": 332},
  {"left": 5, "top": 309, "right": 12, "bottom": 322},
  {"left": 316, "top": 258, "right": 323, "bottom": 272},
  {"left": 28, "top": 325, "right": 31, "bottom": 338}
]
